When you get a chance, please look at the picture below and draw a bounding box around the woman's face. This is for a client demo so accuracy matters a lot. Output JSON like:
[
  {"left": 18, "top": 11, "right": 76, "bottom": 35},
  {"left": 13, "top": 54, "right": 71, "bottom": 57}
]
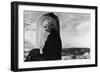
[{"left": 42, "top": 19, "right": 54, "bottom": 33}]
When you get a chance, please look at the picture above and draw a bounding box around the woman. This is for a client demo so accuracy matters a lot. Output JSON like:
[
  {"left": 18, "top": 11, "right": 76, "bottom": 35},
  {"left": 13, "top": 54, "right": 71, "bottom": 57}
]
[{"left": 40, "top": 13, "right": 62, "bottom": 60}]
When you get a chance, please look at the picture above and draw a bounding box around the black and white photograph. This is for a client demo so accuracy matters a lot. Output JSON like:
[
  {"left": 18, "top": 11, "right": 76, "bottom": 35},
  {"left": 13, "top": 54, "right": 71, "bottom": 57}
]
[
  {"left": 11, "top": 1, "right": 97, "bottom": 71},
  {"left": 24, "top": 11, "right": 91, "bottom": 61}
]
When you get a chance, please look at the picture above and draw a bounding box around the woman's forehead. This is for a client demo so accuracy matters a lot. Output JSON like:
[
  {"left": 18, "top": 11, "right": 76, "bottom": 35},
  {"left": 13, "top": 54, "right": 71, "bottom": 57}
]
[
  {"left": 42, "top": 20, "right": 50, "bottom": 26},
  {"left": 41, "top": 16, "right": 56, "bottom": 26},
  {"left": 43, "top": 18, "right": 56, "bottom": 24}
]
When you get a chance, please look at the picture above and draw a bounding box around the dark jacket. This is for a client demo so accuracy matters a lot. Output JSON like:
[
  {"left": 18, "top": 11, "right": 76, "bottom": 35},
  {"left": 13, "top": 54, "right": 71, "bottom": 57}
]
[{"left": 42, "top": 29, "right": 62, "bottom": 60}]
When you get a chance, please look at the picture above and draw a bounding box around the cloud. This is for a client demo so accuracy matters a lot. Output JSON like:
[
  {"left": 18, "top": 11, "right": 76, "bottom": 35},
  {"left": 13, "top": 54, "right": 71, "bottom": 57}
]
[{"left": 60, "top": 21, "right": 91, "bottom": 48}]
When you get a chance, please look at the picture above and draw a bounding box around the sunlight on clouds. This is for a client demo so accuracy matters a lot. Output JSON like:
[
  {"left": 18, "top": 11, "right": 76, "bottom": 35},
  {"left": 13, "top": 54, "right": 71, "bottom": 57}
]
[{"left": 61, "top": 21, "right": 91, "bottom": 48}]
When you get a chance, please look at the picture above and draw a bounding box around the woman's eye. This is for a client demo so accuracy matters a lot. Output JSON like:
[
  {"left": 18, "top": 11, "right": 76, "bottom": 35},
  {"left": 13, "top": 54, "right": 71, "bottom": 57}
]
[{"left": 43, "top": 26, "right": 47, "bottom": 28}]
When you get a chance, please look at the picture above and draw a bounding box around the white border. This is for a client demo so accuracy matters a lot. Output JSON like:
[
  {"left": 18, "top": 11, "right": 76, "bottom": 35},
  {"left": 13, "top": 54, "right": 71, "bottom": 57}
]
[{"left": 18, "top": 5, "right": 95, "bottom": 68}]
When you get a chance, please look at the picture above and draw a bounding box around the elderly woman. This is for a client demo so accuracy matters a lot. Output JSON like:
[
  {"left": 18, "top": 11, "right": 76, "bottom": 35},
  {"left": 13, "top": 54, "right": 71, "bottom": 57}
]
[{"left": 40, "top": 12, "right": 62, "bottom": 60}]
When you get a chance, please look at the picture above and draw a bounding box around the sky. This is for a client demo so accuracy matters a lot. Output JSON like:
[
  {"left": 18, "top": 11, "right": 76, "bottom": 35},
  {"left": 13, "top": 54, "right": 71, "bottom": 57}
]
[{"left": 24, "top": 11, "right": 91, "bottom": 50}]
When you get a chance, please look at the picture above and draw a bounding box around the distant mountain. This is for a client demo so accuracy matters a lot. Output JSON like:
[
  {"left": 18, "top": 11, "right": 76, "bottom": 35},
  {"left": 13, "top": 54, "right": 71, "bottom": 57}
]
[{"left": 61, "top": 48, "right": 90, "bottom": 56}]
